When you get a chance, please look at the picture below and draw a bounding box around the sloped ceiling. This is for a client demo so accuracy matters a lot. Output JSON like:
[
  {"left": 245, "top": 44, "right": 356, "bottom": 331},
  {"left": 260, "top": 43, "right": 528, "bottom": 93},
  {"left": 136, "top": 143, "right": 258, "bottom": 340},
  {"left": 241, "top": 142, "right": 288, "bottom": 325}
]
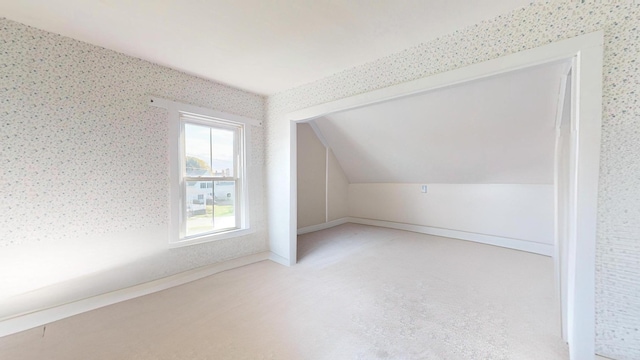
[
  {"left": 314, "top": 61, "right": 569, "bottom": 184},
  {"left": 0, "top": 0, "right": 535, "bottom": 94}
]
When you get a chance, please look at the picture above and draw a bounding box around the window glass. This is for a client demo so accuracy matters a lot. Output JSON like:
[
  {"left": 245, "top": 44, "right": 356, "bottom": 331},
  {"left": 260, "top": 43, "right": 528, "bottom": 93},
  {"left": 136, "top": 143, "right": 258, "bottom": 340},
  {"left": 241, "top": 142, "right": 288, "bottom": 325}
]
[
  {"left": 182, "top": 115, "right": 242, "bottom": 239},
  {"left": 185, "top": 123, "right": 213, "bottom": 177},
  {"left": 211, "top": 127, "right": 235, "bottom": 177},
  {"left": 213, "top": 180, "right": 236, "bottom": 231}
]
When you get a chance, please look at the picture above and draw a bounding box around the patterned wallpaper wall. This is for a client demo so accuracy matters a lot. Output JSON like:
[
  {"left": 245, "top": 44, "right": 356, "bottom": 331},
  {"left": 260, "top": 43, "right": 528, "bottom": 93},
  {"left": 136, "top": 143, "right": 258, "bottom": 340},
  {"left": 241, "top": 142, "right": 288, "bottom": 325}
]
[
  {"left": 267, "top": 2, "right": 639, "bottom": 359},
  {"left": 0, "top": 18, "right": 267, "bottom": 300}
]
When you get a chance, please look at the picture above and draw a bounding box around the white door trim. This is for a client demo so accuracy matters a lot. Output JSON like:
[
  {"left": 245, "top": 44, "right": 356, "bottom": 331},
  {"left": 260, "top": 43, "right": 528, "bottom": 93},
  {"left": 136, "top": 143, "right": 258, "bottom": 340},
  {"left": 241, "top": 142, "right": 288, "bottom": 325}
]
[
  {"left": 285, "top": 31, "right": 603, "bottom": 359},
  {"left": 554, "top": 68, "right": 573, "bottom": 342}
]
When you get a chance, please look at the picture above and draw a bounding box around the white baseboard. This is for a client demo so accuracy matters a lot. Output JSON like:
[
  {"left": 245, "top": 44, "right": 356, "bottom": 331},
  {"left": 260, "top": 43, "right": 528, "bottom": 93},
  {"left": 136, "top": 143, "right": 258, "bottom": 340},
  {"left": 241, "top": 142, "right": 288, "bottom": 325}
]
[
  {"left": 595, "top": 355, "right": 615, "bottom": 360},
  {"left": 297, "top": 217, "right": 349, "bottom": 235},
  {"left": 268, "top": 251, "right": 292, "bottom": 266},
  {"left": 347, "top": 217, "right": 554, "bottom": 257},
  {"left": 0, "top": 251, "right": 270, "bottom": 338}
]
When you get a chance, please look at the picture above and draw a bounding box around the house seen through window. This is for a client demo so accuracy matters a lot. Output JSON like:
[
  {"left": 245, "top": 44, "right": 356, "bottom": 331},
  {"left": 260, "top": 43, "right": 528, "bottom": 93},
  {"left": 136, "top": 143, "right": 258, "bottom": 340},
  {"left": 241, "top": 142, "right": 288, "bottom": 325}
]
[{"left": 182, "top": 114, "right": 244, "bottom": 238}]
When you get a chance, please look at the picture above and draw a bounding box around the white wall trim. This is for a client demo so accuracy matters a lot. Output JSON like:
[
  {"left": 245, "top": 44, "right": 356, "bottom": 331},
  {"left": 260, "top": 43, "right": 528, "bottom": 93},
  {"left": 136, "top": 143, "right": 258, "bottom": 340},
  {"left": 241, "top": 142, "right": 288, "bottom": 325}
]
[
  {"left": 347, "top": 217, "right": 554, "bottom": 257},
  {"left": 0, "top": 251, "right": 270, "bottom": 338},
  {"left": 296, "top": 216, "right": 553, "bottom": 257},
  {"left": 268, "top": 251, "right": 291, "bottom": 266},
  {"left": 554, "top": 68, "right": 572, "bottom": 342},
  {"left": 297, "top": 217, "right": 349, "bottom": 235},
  {"left": 307, "top": 119, "right": 330, "bottom": 148},
  {"left": 595, "top": 355, "right": 614, "bottom": 360},
  {"left": 149, "top": 95, "right": 262, "bottom": 127},
  {"left": 325, "top": 147, "right": 330, "bottom": 222},
  {"left": 286, "top": 31, "right": 602, "bottom": 122},
  {"left": 288, "top": 121, "right": 299, "bottom": 266}
]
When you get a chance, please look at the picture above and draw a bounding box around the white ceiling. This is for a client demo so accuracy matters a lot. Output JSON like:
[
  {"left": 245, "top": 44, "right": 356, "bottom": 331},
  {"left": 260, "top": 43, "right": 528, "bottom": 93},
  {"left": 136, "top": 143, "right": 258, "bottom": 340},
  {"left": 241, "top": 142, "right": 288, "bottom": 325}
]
[
  {"left": 314, "top": 61, "right": 569, "bottom": 184},
  {"left": 0, "top": 0, "right": 534, "bottom": 95}
]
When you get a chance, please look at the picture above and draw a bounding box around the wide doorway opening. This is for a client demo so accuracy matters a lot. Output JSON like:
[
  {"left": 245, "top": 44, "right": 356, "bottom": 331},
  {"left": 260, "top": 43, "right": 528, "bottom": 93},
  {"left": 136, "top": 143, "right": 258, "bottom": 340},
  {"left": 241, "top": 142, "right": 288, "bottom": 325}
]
[{"left": 290, "top": 34, "right": 602, "bottom": 359}]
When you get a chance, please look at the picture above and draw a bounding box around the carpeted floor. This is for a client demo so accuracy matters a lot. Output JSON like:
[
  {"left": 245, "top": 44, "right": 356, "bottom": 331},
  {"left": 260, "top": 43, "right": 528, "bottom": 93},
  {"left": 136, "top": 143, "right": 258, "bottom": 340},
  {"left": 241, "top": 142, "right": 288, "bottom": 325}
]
[{"left": 0, "top": 223, "right": 568, "bottom": 359}]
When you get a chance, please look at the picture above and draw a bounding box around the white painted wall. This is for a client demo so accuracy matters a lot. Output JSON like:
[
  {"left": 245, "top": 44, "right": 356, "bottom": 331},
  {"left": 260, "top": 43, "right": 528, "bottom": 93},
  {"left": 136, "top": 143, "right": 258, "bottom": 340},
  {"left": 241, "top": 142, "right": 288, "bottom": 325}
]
[
  {"left": 316, "top": 63, "right": 565, "bottom": 184},
  {"left": 327, "top": 149, "right": 349, "bottom": 221},
  {"left": 296, "top": 123, "right": 327, "bottom": 228},
  {"left": 296, "top": 124, "right": 350, "bottom": 230},
  {"left": 349, "top": 183, "right": 554, "bottom": 245}
]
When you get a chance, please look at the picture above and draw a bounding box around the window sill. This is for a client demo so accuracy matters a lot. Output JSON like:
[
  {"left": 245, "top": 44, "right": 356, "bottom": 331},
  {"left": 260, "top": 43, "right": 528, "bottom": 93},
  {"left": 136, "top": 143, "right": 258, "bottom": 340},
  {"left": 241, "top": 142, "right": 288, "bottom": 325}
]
[{"left": 169, "top": 227, "right": 254, "bottom": 248}]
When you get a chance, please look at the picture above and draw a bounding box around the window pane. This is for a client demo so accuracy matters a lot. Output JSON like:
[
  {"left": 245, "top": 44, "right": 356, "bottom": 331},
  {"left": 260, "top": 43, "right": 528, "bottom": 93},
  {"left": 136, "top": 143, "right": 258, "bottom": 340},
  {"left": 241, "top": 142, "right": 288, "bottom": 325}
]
[
  {"left": 211, "top": 127, "right": 235, "bottom": 177},
  {"left": 213, "top": 180, "right": 236, "bottom": 230},
  {"left": 185, "top": 123, "right": 213, "bottom": 177},
  {"left": 186, "top": 180, "right": 214, "bottom": 236},
  {"left": 185, "top": 180, "right": 237, "bottom": 236}
]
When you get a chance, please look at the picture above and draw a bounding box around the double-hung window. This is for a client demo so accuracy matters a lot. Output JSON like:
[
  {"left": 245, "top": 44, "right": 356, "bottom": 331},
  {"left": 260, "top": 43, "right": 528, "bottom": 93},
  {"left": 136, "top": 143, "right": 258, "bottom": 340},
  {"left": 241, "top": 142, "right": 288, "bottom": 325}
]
[
  {"left": 181, "top": 113, "right": 244, "bottom": 239},
  {"left": 152, "top": 97, "right": 256, "bottom": 247}
]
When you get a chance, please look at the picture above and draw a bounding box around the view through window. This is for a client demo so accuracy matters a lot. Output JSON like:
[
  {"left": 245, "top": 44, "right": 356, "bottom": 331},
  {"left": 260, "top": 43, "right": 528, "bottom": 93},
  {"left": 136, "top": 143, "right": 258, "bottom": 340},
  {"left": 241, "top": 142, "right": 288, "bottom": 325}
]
[{"left": 182, "top": 114, "right": 243, "bottom": 238}]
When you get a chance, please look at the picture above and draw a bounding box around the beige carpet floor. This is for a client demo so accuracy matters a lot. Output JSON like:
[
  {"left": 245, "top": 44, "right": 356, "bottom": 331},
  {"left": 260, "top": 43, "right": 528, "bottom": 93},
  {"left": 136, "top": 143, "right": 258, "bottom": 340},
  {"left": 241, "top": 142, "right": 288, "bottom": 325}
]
[{"left": 0, "top": 223, "right": 568, "bottom": 359}]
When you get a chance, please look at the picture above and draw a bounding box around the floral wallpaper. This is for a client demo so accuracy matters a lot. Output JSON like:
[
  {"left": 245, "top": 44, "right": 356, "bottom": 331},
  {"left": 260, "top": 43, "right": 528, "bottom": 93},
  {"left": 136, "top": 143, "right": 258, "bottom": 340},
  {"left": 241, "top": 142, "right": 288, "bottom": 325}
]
[
  {"left": 0, "top": 18, "right": 267, "bottom": 302},
  {"left": 267, "top": 1, "right": 639, "bottom": 358},
  {"left": 2, "top": 0, "right": 639, "bottom": 357}
]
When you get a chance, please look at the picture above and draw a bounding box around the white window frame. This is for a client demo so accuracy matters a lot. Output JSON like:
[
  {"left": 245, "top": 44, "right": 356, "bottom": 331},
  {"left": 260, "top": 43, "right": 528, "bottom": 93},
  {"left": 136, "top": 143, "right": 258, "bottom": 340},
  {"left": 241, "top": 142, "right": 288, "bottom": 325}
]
[
  {"left": 181, "top": 114, "right": 244, "bottom": 238},
  {"left": 149, "top": 96, "right": 261, "bottom": 247}
]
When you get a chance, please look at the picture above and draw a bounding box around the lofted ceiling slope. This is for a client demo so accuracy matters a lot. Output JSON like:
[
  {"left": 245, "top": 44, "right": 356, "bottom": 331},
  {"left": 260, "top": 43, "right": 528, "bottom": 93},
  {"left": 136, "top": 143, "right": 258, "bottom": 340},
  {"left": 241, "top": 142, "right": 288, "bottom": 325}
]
[
  {"left": 313, "top": 61, "right": 570, "bottom": 184},
  {"left": 0, "top": 0, "right": 534, "bottom": 94}
]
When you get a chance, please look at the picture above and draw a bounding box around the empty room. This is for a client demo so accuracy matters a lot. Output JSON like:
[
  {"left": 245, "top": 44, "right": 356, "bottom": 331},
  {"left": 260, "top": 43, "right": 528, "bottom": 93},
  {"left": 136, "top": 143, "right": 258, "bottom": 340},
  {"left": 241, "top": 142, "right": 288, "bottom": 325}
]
[{"left": 0, "top": 1, "right": 638, "bottom": 360}]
